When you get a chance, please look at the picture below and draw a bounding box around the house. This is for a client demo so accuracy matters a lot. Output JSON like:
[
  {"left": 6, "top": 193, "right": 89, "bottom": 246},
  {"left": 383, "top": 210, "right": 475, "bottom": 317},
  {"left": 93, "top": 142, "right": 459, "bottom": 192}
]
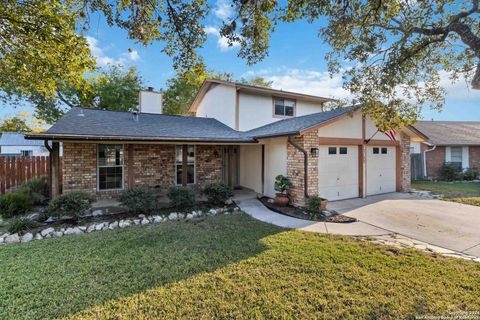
[
  {"left": 0, "top": 132, "right": 50, "bottom": 156},
  {"left": 411, "top": 121, "right": 480, "bottom": 179},
  {"left": 26, "top": 79, "right": 427, "bottom": 205}
]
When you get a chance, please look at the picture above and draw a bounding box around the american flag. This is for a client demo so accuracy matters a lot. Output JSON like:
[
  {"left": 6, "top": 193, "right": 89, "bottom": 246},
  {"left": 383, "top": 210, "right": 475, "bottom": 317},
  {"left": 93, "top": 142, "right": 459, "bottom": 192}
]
[{"left": 383, "top": 129, "right": 397, "bottom": 141}]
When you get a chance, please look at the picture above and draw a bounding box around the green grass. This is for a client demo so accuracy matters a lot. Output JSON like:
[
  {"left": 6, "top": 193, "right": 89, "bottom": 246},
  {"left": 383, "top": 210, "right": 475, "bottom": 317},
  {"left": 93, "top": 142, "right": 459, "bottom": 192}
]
[
  {"left": 0, "top": 213, "right": 479, "bottom": 320},
  {"left": 412, "top": 180, "right": 480, "bottom": 206}
]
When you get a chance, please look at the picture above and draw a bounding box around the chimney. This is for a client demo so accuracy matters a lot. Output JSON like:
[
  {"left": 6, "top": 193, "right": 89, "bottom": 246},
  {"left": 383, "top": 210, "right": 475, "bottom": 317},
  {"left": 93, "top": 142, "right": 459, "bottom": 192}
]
[{"left": 139, "top": 88, "right": 163, "bottom": 114}]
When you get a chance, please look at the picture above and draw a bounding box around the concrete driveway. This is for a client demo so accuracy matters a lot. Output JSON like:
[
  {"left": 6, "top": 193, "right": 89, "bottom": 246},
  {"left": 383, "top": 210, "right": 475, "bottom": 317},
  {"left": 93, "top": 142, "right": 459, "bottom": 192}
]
[{"left": 328, "top": 193, "right": 480, "bottom": 257}]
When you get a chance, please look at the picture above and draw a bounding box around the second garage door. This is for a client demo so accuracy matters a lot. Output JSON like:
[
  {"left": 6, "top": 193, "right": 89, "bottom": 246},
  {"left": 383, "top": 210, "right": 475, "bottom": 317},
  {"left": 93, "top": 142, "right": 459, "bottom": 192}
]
[
  {"left": 366, "top": 146, "right": 396, "bottom": 196},
  {"left": 318, "top": 146, "right": 359, "bottom": 201}
]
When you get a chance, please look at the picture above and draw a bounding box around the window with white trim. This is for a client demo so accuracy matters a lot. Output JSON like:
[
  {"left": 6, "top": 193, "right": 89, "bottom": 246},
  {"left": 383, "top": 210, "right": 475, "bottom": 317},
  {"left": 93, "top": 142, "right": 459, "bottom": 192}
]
[
  {"left": 176, "top": 145, "right": 195, "bottom": 185},
  {"left": 97, "top": 144, "right": 123, "bottom": 190},
  {"left": 21, "top": 150, "right": 33, "bottom": 156},
  {"left": 274, "top": 98, "right": 295, "bottom": 117}
]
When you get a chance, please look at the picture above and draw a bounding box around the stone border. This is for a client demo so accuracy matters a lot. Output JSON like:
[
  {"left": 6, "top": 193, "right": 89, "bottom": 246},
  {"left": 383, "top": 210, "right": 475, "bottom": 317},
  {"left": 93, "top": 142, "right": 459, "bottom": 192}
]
[{"left": 0, "top": 207, "right": 240, "bottom": 246}]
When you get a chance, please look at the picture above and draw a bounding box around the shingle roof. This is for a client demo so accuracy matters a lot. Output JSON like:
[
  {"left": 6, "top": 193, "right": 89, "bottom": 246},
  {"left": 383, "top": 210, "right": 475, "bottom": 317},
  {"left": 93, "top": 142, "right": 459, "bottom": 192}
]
[
  {"left": 26, "top": 106, "right": 355, "bottom": 142},
  {"left": 0, "top": 132, "right": 46, "bottom": 146},
  {"left": 245, "top": 107, "right": 355, "bottom": 138},
  {"left": 414, "top": 121, "right": 480, "bottom": 145}
]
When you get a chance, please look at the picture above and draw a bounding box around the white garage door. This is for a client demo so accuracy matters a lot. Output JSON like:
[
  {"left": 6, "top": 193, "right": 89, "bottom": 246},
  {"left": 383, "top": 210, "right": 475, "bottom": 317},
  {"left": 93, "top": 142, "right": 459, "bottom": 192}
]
[
  {"left": 366, "top": 146, "right": 396, "bottom": 196},
  {"left": 318, "top": 146, "right": 359, "bottom": 201}
]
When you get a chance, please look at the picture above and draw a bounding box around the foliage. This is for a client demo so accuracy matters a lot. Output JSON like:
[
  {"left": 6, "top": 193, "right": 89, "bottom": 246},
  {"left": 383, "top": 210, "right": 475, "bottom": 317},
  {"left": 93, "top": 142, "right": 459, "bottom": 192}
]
[
  {"left": 167, "top": 186, "right": 196, "bottom": 207},
  {"left": 31, "top": 66, "right": 144, "bottom": 124},
  {"left": 18, "top": 177, "right": 49, "bottom": 205},
  {"left": 440, "top": 163, "right": 462, "bottom": 181},
  {"left": 462, "top": 168, "right": 478, "bottom": 181},
  {"left": 119, "top": 188, "right": 156, "bottom": 214},
  {"left": 202, "top": 182, "right": 233, "bottom": 205},
  {"left": 274, "top": 175, "right": 290, "bottom": 193},
  {"left": 47, "top": 192, "right": 96, "bottom": 219},
  {"left": 448, "top": 197, "right": 480, "bottom": 207},
  {"left": 0, "top": 116, "right": 30, "bottom": 133},
  {"left": 307, "top": 196, "right": 322, "bottom": 213},
  {"left": 412, "top": 180, "right": 480, "bottom": 207},
  {"left": 0, "top": 192, "right": 32, "bottom": 218},
  {"left": 7, "top": 217, "right": 37, "bottom": 234}
]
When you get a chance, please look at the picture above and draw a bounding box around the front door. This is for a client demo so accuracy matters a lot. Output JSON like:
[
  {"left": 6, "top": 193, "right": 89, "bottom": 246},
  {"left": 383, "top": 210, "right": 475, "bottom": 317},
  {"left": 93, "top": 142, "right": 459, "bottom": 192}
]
[{"left": 223, "top": 146, "right": 239, "bottom": 187}]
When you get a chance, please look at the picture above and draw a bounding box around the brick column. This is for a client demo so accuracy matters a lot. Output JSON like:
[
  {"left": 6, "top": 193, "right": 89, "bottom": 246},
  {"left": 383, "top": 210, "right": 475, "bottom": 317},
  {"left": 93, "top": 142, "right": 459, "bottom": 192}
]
[{"left": 399, "top": 132, "right": 411, "bottom": 191}]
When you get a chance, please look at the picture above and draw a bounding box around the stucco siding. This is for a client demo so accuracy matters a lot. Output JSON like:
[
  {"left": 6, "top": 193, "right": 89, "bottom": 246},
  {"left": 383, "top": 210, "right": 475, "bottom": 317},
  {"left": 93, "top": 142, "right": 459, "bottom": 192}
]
[
  {"left": 262, "top": 137, "right": 288, "bottom": 198},
  {"left": 365, "top": 115, "right": 391, "bottom": 140},
  {"left": 195, "top": 84, "right": 236, "bottom": 128},
  {"left": 317, "top": 111, "right": 362, "bottom": 138},
  {"left": 239, "top": 145, "right": 262, "bottom": 193}
]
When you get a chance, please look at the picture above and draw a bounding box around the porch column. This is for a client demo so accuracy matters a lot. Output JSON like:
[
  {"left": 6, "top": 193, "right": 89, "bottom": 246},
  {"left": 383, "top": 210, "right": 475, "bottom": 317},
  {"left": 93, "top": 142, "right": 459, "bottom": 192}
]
[{"left": 50, "top": 142, "right": 60, "bottom": 198}]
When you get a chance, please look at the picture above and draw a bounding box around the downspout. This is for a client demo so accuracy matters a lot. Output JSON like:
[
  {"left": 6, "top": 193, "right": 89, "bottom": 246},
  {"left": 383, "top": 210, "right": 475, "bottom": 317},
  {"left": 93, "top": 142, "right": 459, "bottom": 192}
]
[
  {"left": 423, "top": 143, "right": 436, "bottom": 178},
  {"left": 44, "top": 140, "right": 52, "bottom": 152},
  {"left": 287, "top": 136, "right": 309, "bottom": 199}
]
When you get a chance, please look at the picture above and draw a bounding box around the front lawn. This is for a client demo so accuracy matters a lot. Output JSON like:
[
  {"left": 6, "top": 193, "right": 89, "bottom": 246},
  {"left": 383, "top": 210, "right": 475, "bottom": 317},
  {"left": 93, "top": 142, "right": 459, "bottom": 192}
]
[
  {"left": 1, "top": 213, "right": 479, "bottom": 320},
  {"left": 412, "top": 181, "right": 480, "bottom": 206}
]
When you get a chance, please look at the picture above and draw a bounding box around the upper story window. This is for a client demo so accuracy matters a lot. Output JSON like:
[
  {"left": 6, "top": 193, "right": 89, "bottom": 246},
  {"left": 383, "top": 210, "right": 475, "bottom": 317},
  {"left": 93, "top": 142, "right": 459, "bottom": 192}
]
[
  {"left": 273, "top": 98, "right": 295, "bottom": 117},
  {"left": 21, "top": 150, "right": 33, "bottom": 157},
  {"left": 97, "top": 144, "right": 124, "bottom": 190}
]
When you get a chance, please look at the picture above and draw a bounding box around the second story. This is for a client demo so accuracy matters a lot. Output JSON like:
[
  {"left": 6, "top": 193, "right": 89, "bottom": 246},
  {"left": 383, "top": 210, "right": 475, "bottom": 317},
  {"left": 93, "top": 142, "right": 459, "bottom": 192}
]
[
  {"left": 0, "top": 132, "right": 50, "bottom": 156},
  {"left": 188, "top": 79, "right": 335, "bottom": 131}
]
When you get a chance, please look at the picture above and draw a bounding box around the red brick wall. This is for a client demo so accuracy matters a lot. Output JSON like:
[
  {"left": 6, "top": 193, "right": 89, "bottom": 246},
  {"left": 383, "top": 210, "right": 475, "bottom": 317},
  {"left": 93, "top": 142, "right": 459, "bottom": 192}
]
[
  {"left": 425, "top": 146, "right": 445, "bottom": 179},
  {"left": 469, "top": 146, "right": 480, "bottom": 170},
  {"left": 62, "top": 143, "right": 224, "bottom": 198}
]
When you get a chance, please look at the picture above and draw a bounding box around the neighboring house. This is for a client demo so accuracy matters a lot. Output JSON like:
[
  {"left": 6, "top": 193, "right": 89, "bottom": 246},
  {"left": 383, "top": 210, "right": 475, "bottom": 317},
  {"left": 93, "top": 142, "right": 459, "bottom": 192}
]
[
  {"left": 411, "top": 121, "right": 480, "bottom": 179},
  {"left": 0, "top": 132, "right": 49, "bottom": 156},
  {"left": 26, "top": 79, "right": 427, "bottom": 205}
]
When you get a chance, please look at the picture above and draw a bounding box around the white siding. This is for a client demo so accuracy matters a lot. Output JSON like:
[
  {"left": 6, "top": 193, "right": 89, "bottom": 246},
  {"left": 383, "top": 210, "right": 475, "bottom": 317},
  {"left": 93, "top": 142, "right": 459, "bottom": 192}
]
[
  {"left": 139, "top": 90, "right": 163, "bottom": 114},
  {"left": 195, "top": 84, "right": 236, "bottom": 128},
  {"left": 296, "top": 100, "right": 325, "bottom": 116},
  {"left": 0, "top": 145, "right": 50, "bottom": 156},
  {"left": 262, "top": 137, "right": 288, "bottom": 198},
  {"left": 410, "top": 142, "right": 421, "bottom": 154},
  {"left": 317, "top": 111, "right": 362, "bottom": 138},
  {"left": 239, "top": 145, "right": 262, "bottom": 193}
]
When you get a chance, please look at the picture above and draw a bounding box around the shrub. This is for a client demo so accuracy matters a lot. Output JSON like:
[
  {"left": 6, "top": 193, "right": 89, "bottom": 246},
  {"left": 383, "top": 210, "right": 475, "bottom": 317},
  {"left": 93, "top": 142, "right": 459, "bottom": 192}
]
[
  {"left": 202, "top": 182, "right": 233, "bottom": 205},
  {"left": 47, "top": 191, "right": 96, "bottom": 219},
  {"left": 307, "top": 196, "right": 322, "bottom": 213},
  {"left": 440, "top": 163, "right": 461, "bottom": 181},
  {"left": 18, "top": 177, "right": 49, "bottom": 205},
  {"left": 0, "top": 192, "right": 32, "bottom": 218},
  {"left": 274, "top": 175, "right": 290, "bottom": 194},
  {"left": 7, "top": 217, "right": 37, "bottom": 234},
  {"left": 167, "top": 186, "right": 195, "bottom": 208},
  {"left": 119, "top": 188, "right": 156, "bottom": 214},
  {"left": 462, "top": 168, "right": 478, "bottom": 181}
]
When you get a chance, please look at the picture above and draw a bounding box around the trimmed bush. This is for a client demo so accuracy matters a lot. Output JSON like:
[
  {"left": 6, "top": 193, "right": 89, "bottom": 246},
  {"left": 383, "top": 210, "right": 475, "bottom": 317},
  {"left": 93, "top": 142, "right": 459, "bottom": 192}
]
[
  {"left": 202, "top": 182, "right": 233, "bottom": 205},
  {"left": 7, "top": 217, "right": 37, "bottom": 234},
  {"left": 119, "top": 188, "right": 156, "bottom": 214},
  {"left": 18, "top": 177, "right": 49, "bottom": 205},
  {"left": 167, "top": 186, "right": 195, "bottom": 208},
  {"left": 0, "top": 192, "right": 32, "bottom": 218},
  {"left": 440, "top": 163, "right": 461, "bottom": 181},
  {"left": 462, "top": 168, "right": 478, "bottom": 181},
  {"left": 47, "top": 191, "right": 96, "bottom": 219},
  {"left": 307, "top": 196, "right": 322, "bottom": 213}
]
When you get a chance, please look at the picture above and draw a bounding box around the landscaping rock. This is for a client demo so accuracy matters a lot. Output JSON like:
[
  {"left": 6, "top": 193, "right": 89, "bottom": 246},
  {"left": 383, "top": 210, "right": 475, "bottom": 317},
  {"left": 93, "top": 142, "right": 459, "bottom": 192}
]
[
  {"left": 168, "top": 212, "right": 178, "bottom": 221},
  {"left": 21, "top": 233, "right": 33, "bottom": 243},
  {"left": 34, "top": 233, "right": 43, "bottom": 240},
  {"left": 209, "top": 209, "right": 217, "bottom": 215},
  {"left": 197, "top": 210, "right": 203, "bottom": 216},
  {"left": 141, "top": 218, "right": 150, "bottom": 225},
  {"left": 5, "top": 233, "right": 20, "bottom": 244},
  {"left": 109, "top": 221, "right": 119, "bottom": 229},
  {"left": 153, "top": 215, "right": 163, "bottom": 223},
  {"left": 41, "top": 228, "right": 54, "bottom": 237},
  {"left": 72, "top": 227, "right": 83, "bottom": 235},
  {"left": 225, "top": 199, "right": 233, "bottom": 205},
  {"left": 119, "top": 220, "right": 131, "bottom": 228},
  {"left": 86, "top": 225, "right": 96, "bottom": 233},
  {"left": 233, "top": 207, "right": 240, "bottom": 212},
  {"left": 133, "top": 219, "right": 141, "bottom": 225},
  {"left": 186, "top": 213, "right": 194, "bottom": 220},
  {"left": 53, "top": 231, "right": 63, "bottom": 238},
  {"left": 0, "top": 237, "right": 4, "bottom": 244},
  {"left": 177, "top": 213, "right": 185, "bottom": 220},
  {"left": 44, "top": 233, "right": 52, "bottom": 239},
  {"left": 92, "top": 210, "right": 103, "bottom": 217},
  {"left": 95, "top": 223, "right": 104, "bottom": 231},
  {"left": 64, "top": 228, "right": 74, "bottom": 235},
  {"left": 139, "top": 214, "right": 146, "bottom": 218},
  {"left": 78, "top": 226, "right": 87, "bottom": 232}
]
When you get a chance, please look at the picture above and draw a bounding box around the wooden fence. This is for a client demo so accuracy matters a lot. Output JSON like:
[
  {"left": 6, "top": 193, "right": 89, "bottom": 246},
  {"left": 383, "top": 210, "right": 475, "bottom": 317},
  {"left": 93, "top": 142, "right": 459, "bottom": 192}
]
[{"left": 0, "top": 156, "right": 62, "bottom": 194}]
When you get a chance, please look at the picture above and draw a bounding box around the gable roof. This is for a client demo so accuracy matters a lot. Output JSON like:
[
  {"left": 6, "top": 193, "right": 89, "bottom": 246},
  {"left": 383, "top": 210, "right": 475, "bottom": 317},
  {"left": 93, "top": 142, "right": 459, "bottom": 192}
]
[
  {"left": 0, "top": 132, "right": 45, "bottom": 146},
  {"left": 414, "top": 121, "right": 480, "bottom": 145},
  {"left": 246, "top": 107, "right": 355, "bottom": 138},
  {"left": 188, "top": 78, "right": 336, "bottom": 114},
  {"left": 26, "top": 107, "right": 255, "bottom": 143}
]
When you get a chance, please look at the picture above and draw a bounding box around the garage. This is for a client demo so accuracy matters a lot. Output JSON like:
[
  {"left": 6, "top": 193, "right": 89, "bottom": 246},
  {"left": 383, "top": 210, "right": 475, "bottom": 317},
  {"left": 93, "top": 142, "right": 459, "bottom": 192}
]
[
  {"left": 318, "top": 145, "right": 359, "bottom": 201},
  {"left": 366, "top": 146, "right": 396, "bottom": 195}
]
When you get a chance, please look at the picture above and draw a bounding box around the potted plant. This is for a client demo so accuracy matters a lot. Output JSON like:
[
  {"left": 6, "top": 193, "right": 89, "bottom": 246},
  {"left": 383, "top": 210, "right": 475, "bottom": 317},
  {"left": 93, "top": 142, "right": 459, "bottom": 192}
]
[{"left": 274, "top": 175, "right": 290, "bottom": 206}]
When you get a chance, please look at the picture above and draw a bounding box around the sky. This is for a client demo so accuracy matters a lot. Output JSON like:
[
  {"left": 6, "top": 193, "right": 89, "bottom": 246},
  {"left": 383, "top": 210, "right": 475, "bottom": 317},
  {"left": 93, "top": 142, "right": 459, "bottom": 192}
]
[{"left": 2, "top": 1, "right": 479, "bottom": 123}]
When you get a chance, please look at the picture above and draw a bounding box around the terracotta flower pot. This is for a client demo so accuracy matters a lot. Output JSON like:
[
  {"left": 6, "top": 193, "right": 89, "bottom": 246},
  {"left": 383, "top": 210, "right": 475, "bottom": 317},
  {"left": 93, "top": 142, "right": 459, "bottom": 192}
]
[
  {"left": 320, "top": 198, "right": 328, "bottom": 210},
  {"left": 274, "top": 193, "right": 289, "bottom": 207}
]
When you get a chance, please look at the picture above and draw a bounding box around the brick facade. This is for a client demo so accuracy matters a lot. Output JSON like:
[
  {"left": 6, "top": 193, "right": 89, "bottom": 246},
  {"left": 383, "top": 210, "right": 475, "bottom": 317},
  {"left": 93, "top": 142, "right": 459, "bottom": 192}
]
[
  {"left": 399, "top": 132, "right": 411, "bottom": 192},
  {"left": 425, "top": 146, "right": 446, "bottom": 180},
  {"left": 62, "top": 143, "right": 224, "bottom": 198},
  {"left": 469, "top": 146, "right": 480, "bottom": 170}
]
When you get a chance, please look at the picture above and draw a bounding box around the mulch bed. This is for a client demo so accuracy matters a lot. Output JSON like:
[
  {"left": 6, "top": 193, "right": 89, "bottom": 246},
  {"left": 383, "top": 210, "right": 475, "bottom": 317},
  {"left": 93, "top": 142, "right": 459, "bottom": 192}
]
[{"left": 259, "top": 197, "right": 356, "bottom": 223}]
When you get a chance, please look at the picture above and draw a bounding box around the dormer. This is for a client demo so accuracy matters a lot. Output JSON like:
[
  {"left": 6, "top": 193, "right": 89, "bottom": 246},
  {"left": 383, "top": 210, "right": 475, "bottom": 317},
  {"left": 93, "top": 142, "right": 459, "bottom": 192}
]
[{"left": 188, "top": 79, "right": 335, "bottom": 131}]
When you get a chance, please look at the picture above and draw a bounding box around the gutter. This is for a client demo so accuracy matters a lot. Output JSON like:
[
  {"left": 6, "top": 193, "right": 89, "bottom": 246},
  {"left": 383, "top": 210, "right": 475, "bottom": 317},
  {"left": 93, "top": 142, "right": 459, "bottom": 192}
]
[
  {"left": 287, "top": 136, "right": 309, "bottom": 199},
  {"left": 44, "top": 140, "right": 52, "bottom": 153},
  {"left": 423, "top": 143, "right": 436, "bottom": 178}
]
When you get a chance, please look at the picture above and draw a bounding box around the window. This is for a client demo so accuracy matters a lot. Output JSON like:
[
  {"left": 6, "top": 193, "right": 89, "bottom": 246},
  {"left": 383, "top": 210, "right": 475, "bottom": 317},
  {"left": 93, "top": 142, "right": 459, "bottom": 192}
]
[
  {"left": 176, "top": 145, "right": 195, "bottom": 185},
  {"left": 97, "top": 144, "right": 123, "bottom": 190},
  {"left": 381, "top": 147, "right": 388, "bottom": 154},
  {"left": 328, "top": 147, "right": 337, "bottom": 155},
  {"left": 450, "top": 146, "right": 463, "bottom": 170},
  {"left": 373, "top": 147, "right": 379, "bottom": 154},
  {"left": 339, "top": 147, "right": 347, "bottom": 154},
  {"left": 274, "top": 98, "right": 295, "bottom": 117},
  {"left": 20, "top": 150, "right": 33, "bottom": 156}
]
